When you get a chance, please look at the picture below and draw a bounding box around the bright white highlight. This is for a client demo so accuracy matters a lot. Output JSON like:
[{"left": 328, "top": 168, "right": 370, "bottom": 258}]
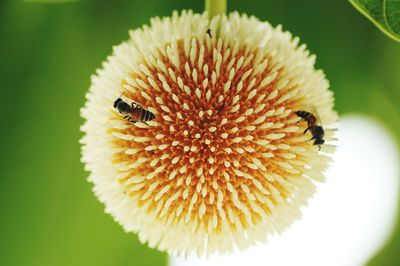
[{"left": 170, "top": 116, "right": 399, "bottom": 266}]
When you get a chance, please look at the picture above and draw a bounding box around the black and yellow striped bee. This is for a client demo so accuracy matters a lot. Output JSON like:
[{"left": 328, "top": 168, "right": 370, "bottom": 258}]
[
  {"left": 114, "top": 97, "right": 155, "bottom": 124},
  {"left": 295, "top": 110, "right": 325, "bottom": 150}
]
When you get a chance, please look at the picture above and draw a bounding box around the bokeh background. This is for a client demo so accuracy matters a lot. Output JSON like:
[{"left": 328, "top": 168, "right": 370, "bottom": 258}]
[{"left": 1, "top": 0, "right": 399, "bottom": 265}]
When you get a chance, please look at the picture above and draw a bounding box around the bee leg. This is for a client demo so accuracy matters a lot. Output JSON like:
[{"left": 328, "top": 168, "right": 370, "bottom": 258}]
[
  {"left": 206, "top": 29, "right": 212, "bottom": 38},
  {"left": 318, "top": 145, "right": 322, "bottom": 151},
  {"left": 308, "top": 136, "right": 316, "bottom": 141},
  {"left": 303, "top": 127, "right": 310, "bottom": 134}
]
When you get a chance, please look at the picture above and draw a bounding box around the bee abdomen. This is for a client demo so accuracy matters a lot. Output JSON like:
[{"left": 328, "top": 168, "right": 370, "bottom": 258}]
[
  {"left": 140, "top": 109, "right": 155, "bottom": 122},
  {"left": 295, "top": 111, "right": 311, "bottom": 119}
]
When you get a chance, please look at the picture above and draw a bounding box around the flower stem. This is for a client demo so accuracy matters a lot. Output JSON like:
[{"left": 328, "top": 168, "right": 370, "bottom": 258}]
[{"left": 205, "top": 0, "right": 227, "bottom": 20}]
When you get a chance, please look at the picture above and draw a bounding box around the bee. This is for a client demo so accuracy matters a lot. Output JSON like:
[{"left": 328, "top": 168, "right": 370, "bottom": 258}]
[
  {"left": 295, "top": 110, "right": 325, "bottom": 150},
  {"left": 113, "top": 97, "right": 155, "bottom": 124}
]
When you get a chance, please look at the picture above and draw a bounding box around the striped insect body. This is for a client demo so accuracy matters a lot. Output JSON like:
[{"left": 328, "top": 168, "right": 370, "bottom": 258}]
[
  {"left": 295, "top": 110, "right": 325, "bottom": 150},
  {"left": 113, "top": 97, "right": 155, "bottom": 124}
]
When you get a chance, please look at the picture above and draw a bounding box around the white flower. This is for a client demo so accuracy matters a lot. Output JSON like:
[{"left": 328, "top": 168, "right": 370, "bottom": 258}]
[{"left": 80, "top": 10, "right": 337, "bottom": 257}]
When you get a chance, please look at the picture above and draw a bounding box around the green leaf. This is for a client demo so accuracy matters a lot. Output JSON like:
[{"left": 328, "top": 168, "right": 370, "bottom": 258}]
[
  {"left": 349, "top": 0, "right": 400, "bottom": 42},
  {"left": 24, "top": 0, "right": 80, "bottom": 3}
]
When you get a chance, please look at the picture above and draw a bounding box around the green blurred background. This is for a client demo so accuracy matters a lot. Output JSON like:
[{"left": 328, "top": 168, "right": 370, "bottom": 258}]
[{"left": 0, "top": 0, "right": 399, "bottom": 265}]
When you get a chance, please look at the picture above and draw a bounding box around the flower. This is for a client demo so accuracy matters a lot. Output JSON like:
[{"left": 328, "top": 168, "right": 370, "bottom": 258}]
[{"left": 80, "top": 10, "right": 337, "bottom": 256}]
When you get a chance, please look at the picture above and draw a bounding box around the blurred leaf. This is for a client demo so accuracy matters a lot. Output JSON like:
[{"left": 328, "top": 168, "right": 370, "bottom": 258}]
[
  {"left": 349, "top": 0, "right": 400, "bottom": 42},
  {"left": 24, "top": 0, "right": 80, "bottom": 3}
]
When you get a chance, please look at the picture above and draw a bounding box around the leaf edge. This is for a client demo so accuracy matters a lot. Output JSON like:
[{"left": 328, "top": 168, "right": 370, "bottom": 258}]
[{"left": 348, "top": 0, "right": 400, "bottom": 43}]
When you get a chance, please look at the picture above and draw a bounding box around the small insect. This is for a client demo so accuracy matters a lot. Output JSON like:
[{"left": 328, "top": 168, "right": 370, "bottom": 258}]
[
  {"left": 295, "top": 110, "right": 325, "bottom": 150},
  {"left": 113, "top": 97, "right": 155, "bottom": 124},
  {"left": 206, "top": 28, "right": 212, "bottom": 38}
]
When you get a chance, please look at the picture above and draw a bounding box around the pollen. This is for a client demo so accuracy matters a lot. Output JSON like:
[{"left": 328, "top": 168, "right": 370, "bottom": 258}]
[{"left": 80, "top": 10, "right": 337, "bottom": 257}]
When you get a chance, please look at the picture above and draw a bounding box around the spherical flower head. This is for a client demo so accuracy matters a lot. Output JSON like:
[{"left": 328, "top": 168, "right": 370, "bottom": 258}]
[{"left": 80, "top": 10, "right": 337, "bottom": 256}]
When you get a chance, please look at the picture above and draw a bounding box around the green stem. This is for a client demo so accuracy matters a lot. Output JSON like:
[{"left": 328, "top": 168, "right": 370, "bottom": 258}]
[{"left": 205, "top": 0, "right": 227, "bottom": 20}]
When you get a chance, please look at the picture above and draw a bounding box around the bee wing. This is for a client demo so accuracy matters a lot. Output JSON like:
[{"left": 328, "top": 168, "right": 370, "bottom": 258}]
[
  {"left": 297, "top": 104, "right": 323, "bottom": 125},
  {"left": 310, "top": 105, "right": 323, "bottom": 126}
]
